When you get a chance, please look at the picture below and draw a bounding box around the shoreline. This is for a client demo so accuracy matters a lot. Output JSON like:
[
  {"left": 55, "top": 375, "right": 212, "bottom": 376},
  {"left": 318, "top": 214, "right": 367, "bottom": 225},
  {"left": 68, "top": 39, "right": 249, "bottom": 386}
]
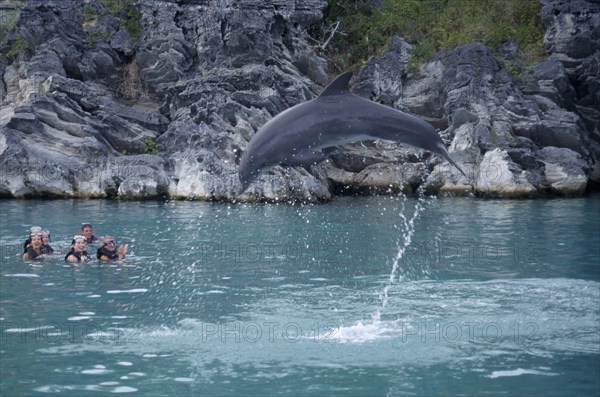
[{"left": 1, "top": 188, "right": 599, "bottom": 203}]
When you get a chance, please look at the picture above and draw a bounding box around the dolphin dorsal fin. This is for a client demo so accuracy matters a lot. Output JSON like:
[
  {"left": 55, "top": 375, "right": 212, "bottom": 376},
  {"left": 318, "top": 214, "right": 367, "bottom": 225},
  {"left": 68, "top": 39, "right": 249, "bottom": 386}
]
[{"left": 319, "top": 71, "right": 353, "bottom": 97}]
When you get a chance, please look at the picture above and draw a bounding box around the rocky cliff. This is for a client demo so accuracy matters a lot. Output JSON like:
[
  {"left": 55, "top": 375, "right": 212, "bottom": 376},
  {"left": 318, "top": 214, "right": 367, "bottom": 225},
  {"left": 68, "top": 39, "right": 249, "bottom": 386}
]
[{"left": 1, "top": 0, "right": 598, "bottom": 200}]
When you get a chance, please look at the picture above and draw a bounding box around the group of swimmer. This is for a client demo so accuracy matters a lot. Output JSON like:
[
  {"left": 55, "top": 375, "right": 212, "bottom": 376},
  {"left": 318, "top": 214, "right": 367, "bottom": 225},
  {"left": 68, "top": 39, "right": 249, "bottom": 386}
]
[{"left": 22, "top": 223, "right": 128, "bottom": 263}]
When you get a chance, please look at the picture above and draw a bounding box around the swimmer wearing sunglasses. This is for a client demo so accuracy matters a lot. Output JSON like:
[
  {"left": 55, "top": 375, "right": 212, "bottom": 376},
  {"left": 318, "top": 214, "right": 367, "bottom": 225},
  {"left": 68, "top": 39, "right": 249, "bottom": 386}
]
[{"left": 97, "top": 236, "right": 128, "bottom": 261}]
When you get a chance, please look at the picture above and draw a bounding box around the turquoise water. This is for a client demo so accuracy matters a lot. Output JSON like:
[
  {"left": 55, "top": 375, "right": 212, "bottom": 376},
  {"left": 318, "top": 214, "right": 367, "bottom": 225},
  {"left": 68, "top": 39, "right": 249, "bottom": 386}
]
[{"left": 1, "top": 196, "right": 599, "bottom": 396}]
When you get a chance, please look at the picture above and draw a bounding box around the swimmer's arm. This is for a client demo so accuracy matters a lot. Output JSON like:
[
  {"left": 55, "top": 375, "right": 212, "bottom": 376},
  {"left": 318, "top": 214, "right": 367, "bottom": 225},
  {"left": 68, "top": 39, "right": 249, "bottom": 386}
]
[{"left": 118, "top": 244, "right": 129, "bottom": 261}]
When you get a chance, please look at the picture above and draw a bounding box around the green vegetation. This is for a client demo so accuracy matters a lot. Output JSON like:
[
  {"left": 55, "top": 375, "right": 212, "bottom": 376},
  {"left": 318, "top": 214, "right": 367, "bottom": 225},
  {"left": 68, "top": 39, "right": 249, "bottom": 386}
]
[
  {"left": 144, "top": 139, "right": 159, "bottom": 155},
  {"left": 324, "top": 0, "right": 546, "bottom": 72},
  {"left": 0, "top": 8, "right": 20, "bottom": 32},
  {"left": 1, "top": 8, "right": 22, "bottom": 55},
  {"left": 122, "top": 2, "right": 142, "bottom": 40},
  {"left": 6, "top": 35, "right": 30, "bottom": 60},
  {"left": 103, "top": 0, "right": 142, "bottom": 40},
  {"left": 86, "top": 30, "right": 112, "bottom": 46},
  {"left": 103, "top": 0, "right": 126, "bottom": 15},
  {"left": 83, "top": 4, "right": 97, "bottom": 22},
  {"left": 85, "top": 0, "right": 142, "bottom": 44}
]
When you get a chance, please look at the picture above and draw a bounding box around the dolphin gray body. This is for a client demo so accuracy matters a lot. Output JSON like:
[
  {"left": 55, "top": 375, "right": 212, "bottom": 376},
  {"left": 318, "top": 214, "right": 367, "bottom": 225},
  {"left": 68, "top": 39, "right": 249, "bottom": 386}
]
[{"left": 239, "top": 71, "right": 466, "bottom": 190}]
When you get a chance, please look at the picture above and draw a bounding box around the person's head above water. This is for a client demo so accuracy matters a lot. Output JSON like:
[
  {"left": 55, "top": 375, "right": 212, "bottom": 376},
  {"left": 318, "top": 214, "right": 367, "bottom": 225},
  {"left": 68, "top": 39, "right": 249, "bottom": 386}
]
[
  {"left": 102, "top": 236, "right": 117, "bottom": 250},
  {"left": 81, "top": 223, "right": 97, "bottom": 243},
  {"left": 72, "top": 235, "right": 86, "bottom": 251},
  {"left": 29, "top": 234, "right": 43, "bottom": 250},
  {"left": 41, "top": 229, "right": 51, "bottom": 244},
  {"left": 97, "top": 235, "right": 128, "bottom": 261}
]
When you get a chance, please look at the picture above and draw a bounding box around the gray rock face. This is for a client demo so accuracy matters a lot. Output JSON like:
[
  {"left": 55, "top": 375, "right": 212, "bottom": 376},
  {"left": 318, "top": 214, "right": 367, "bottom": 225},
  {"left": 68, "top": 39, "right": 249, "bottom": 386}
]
[
  {"left": 538, "top": 0, "right": 600, "bottom": 185},
  {"left": 540, "top": 0, "right": 600, "bottom": 59},
  {"left": 0, "top": 0, "right": 597, "bottom": 200},
  {"left": 540, "top": 146, "right": 589, "bottom": 194},
  {"left": 329, "top": 39, "right": 595, "bottom": 197},
  {"left": 1, "top": 0, "right": 329, "bottom": 200},
  {"left": 475, "top": 148, "right": 537, "bottom": 197}
]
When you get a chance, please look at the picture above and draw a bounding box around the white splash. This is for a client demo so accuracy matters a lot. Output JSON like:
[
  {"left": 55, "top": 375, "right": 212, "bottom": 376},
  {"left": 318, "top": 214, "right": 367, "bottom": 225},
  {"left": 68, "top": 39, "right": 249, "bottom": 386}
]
[
  {"left": 331, "top": 319, "right": 397, "bottom": 344},
  {"left": 106, "top": 289, "right": 148, "bottom": 294},
  {"left": 487, "top": 368, "right": 559, "bottom": 378},
  {"left": 333, "top": 193, "right": 431, "bottom": 344},
  {"left": 373, "top": 193, "right": 429, "bottom": 322}
]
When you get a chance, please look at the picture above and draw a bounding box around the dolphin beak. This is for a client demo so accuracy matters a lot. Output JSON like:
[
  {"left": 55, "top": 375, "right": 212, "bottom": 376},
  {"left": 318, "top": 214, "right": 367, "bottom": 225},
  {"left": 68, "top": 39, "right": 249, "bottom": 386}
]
[
  {"left": 443, "top": 153, "right": 468, "bottom": 179},
  {"left": 238, "top": 177, "right": 251, "bottom": 194},
  {"left": 437, "top": 144, "right": 468, "bottom": 179},
  {"left": 446, "top": 155, "right": 468, "bottom": 179}
]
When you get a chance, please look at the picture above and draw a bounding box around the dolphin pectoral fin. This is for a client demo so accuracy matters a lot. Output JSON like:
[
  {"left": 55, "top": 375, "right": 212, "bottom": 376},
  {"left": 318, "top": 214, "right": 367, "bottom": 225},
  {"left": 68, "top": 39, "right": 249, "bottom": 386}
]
[{"left": 283, "top": 149, "right": 328, "bottom": 168}]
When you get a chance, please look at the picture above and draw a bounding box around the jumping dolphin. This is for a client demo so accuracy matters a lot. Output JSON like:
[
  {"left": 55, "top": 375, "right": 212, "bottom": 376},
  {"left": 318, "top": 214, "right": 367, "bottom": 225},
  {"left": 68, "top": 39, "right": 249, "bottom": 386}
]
[{"left": 239, "top": 71, "right": 466, "bottom": 190}]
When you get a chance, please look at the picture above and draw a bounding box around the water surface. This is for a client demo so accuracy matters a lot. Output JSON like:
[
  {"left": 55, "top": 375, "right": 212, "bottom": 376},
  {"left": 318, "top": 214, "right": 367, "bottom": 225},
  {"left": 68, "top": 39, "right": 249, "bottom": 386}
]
[{"left": 1, "top": 196, "right": 599, "bottom": 396}]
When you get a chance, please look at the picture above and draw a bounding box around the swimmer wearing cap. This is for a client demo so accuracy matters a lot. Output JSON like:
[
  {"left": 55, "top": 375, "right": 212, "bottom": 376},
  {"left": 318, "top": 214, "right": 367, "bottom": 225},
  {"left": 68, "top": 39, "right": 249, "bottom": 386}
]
[
  {"left": 65, "top": 235, "right": 90, "bottom": 263},
  {"left": 22, "top": 233, "right": 47, "bottom": 260},
  {"left": 41, "top": 229, "right": 54, "bottom": 254},
  {"left": 22, "top": 226, "right": 43, "bottom": 254}
]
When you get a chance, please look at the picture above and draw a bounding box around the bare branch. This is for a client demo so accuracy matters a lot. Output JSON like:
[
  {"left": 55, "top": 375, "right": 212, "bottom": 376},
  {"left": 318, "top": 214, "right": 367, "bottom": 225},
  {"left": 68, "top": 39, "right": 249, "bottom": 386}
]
[{"left": 320, "top": 20, "right": 340, "bottom": 50}]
